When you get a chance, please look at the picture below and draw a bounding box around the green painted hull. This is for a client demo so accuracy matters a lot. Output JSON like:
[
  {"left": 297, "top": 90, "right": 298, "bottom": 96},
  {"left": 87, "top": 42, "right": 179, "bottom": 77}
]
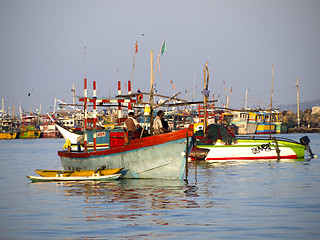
[{"left": 235, "top": 139, "right": 305, "bottom": 158}]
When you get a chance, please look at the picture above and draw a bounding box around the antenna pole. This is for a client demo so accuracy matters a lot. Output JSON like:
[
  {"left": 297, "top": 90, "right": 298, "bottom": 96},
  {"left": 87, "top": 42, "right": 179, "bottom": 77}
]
[
  {"left": 269, "top": 64, "right": 274, "bottom": 139},
  {"left": 296, "top": 77, "right": 300, "bottom": 127}
]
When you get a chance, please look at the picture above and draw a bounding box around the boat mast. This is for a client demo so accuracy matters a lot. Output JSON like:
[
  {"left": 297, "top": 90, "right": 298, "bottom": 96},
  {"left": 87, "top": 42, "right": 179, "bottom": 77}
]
[
  {"left": 83, "top": 47, "right": 88, "bottom": 152},
  {"left": 149, "top": 50, "right": 154, "bottom": 134},
  {"left": 203, "top": 62, "right": 209, "bottom": 135},
  {"left": 131, "top": 41, "right": 138, "bottom": 91},
  {"left": 244, "top": 89, "right": 248, "bottom": 110},
  {"left": 269, "top": 64, "right": 274, "bottom": 139},
  {"left": 296, "top": 77, "right": 300, "bottom": 127}
]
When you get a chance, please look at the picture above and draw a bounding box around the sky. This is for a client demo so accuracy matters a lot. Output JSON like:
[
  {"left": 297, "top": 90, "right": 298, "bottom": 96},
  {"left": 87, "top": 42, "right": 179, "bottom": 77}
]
[{"left": 1, "top": 0, "right": 320, "bottom": 114}]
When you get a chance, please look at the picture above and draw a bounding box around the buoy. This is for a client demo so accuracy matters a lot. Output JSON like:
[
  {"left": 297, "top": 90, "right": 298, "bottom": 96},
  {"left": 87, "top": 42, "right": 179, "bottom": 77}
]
[{"left": 144, "top": 104, "right": 151, "bottom": 116}]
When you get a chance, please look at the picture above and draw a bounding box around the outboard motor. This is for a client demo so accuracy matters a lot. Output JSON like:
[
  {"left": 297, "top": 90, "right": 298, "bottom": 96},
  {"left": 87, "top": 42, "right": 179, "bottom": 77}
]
[{"left": 300, "top": 136, "right": 315, "bottom": 159}]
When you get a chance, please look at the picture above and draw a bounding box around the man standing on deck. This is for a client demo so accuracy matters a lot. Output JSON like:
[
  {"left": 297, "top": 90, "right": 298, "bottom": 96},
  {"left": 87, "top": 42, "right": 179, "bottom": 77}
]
[
  {"left": 153, "top": 110, "right": 171, "bottom": 135},
  {"left": 124, "top": 111, "right": 141, "bottom": 140}
]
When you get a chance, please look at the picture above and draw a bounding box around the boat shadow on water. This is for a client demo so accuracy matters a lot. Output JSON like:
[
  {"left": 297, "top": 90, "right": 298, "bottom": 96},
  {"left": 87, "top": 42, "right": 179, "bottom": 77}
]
[{"left": 27, "top": 178, "right": 201, "bottom": 209}]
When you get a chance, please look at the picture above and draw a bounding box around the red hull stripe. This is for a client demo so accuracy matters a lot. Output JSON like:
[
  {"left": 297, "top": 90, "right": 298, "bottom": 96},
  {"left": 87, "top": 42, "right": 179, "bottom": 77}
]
[
  {"left": 206, "top": 154, "right": 298, "bottom": 161},
  {"left": 58, "top": 127, "right": 193, "bottom": 158}
]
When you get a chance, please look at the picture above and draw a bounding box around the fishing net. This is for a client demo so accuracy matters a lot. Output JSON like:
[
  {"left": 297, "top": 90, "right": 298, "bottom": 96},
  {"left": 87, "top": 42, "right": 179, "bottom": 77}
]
[{"left": 195, "top": 124, "right": 236, "bottom": 145}]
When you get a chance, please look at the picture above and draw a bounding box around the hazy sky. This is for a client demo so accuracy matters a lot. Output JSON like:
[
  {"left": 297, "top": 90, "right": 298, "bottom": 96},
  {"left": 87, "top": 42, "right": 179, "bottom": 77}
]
[{"left": 1, "top": 0, "right": 319, "bottom": 113}]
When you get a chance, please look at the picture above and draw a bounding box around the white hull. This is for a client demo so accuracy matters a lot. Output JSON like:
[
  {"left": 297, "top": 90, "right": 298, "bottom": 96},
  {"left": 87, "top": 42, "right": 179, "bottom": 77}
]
[{"left": 197, "top": 138, "right": 305, "bottom": 162}]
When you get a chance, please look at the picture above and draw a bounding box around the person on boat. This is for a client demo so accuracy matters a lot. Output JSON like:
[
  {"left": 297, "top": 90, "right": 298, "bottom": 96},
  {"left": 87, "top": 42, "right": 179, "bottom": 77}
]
[
  {"left": 161, "top": 116, "right": 170, "bottom": 131},
  {"left": 153, "top": 110, "right": 172, "bottom": 135},
  {"left": 124, "top": 111, "right": 142, "bottom": 140}
]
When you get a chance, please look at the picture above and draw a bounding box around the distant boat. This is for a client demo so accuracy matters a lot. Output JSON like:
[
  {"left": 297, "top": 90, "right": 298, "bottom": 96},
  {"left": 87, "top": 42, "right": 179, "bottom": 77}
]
[
  {"left": 0, "top": 113, "right": 18, "bottom": 139},
  {"left": 247, "top": 111, "right": 276, "bottom": 134},
  {"left": 18, "top": 115, "right": 41, "bottom": 139},
  {"left": 226, "top": 111, "right": 257, "bottom": 135},
  {"left": 40, "top": 115, "right": 59, "bottom": 138},
  {"left": 18, "top": 125, "right": 41, "bottom": 139},
  {"left": 0, "top": 131, "right": 18, "bottom": 139}
]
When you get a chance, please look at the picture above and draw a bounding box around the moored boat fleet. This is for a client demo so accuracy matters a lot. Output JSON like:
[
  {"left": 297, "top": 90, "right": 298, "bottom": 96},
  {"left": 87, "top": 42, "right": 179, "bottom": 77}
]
[
  {"left": 1, "top": 43, "right": 315, "bottom": 181},
  {"left": 24, "top": 75, "right": 315, "bottom": 182}
]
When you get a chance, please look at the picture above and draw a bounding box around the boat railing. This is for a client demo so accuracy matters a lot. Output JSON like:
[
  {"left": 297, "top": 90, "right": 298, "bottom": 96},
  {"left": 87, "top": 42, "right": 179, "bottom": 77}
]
[{"left": 236, "top": 135, "right": 300, "bottom": 144}]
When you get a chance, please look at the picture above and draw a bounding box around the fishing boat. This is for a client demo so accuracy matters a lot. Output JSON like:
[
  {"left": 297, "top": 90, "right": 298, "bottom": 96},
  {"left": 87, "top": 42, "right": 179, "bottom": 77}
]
[
  {"left": 0, "top": 113, "right": 18, "bottom": 139},
  {"left": 53, "top": 107, "right": 194, "bottom": 179},
  {"left": 18, "top": 125, "right": 41, "bottom": 139},
  {"left": 35, "top": 167, "right": 124, "bottom": 177},
  {"left": 0, "top": 132, "right": 18, "bottom": 139},
  {"left": 227, "top": 111, "right": 257, "bottom": 135},
  {"left": 40, "top": 115, "right": 59, "bottom": 138},
  {"left": 247, "top": 111, "right": 276, "bottom": 134},
  {"left": 18, "top": 115, "right": 41, "bottom": 139},
  {"left": 27, "top": 173, "right": 121, "bottom": 182},
  {"left": 52, "top": 71, "right": 195, "bottom": 179},
  {"left": 190, "top": 124, "right": 313, "bottom": 162},
  {"left": 58, "top": 125, "right": 194, "bottom": 179}
]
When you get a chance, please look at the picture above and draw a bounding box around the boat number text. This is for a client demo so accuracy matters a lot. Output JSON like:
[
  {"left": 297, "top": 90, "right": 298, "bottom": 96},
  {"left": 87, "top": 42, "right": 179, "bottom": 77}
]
[{"left": 251, "top": 142, "right": 276, "bottom": 154}]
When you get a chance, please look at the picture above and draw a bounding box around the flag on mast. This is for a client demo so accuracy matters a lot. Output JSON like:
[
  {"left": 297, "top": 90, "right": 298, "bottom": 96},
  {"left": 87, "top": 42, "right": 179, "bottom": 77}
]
[
  {"left": 135, "top": 41, "right": 138, "bottom": 53},
  {"left": 161, "top": 40, "right": 166, "bottom": 55}
]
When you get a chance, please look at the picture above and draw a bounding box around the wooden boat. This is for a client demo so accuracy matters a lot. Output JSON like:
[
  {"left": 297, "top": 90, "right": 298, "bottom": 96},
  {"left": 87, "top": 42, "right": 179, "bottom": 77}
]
[
  {"left": 27, "top": 173, "right": 121, "bottom": 182},
  {"left": 58, "top": 125, "right": 194, "bottom": 179},
  {"left": 35, "top": 167, "right": 124, "bottom": 177},
  {"left": 191, "top": 124, "right": 313, "bottom": 162}
]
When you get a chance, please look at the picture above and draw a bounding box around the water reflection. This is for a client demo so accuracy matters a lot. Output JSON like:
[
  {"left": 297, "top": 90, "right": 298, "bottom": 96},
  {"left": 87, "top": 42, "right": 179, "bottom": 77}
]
[{"left": 29, "top": 178, "right": 201, "bottom": 224}]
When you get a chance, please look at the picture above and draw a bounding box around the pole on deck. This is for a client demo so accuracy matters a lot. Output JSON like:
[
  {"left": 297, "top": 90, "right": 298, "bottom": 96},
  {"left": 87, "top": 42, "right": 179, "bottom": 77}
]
[
  {"left": 269, "top": 64, "right": 274, "bottom": 140},
  {"left": 203, "top": 62, "right": 209, "bottom": 135},
  {"left": 84, "top": 78, "right": 88, "bottom": 151},
  {"left": 296, "top": 77, "right": 300, "bottom": 127},
  {"left": 93, "top": 81, "right": 97, "bottom": 151}
]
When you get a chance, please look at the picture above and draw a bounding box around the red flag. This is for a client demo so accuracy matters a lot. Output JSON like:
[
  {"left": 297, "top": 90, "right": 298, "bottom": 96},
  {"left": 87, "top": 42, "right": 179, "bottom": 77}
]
[{"left": 135, "top": 41, "right": 138, "bottom": 53}]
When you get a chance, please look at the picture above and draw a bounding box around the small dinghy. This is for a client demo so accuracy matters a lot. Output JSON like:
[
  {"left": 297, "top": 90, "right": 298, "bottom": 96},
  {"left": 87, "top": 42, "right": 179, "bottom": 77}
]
[
  {"left": 27, "top": 173, "right": 121, "bottom": 182},
  {"left": 34, "top": 167, "right": 124, "bottom": 177},
  {"left": 27, "top": 166, "right": 124, "bottom": 182}
]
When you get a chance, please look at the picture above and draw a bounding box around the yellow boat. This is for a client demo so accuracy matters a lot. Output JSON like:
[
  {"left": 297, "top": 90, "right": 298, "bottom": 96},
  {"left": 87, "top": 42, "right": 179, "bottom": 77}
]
[
  {"left": 35, "top": 167, "right": 124, "bottom": 177},
  {"left": 0, "top": 132, "right": 18, "bottom": 139},
  {"left": 27, "top": 174, "right": 121, "bottom": 182}
]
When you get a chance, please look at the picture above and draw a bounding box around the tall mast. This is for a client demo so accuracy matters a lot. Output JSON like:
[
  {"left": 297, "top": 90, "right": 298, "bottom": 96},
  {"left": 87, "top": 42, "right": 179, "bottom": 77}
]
[
  {"left": 72, "top": 84, "right": 75, "bottom": 116},
  {"left": 83, "top": 47, "right": 88, "bottom": 152},
  {"left": 203, "top": 62, "right": 209, "bottom": 135},
  {"left": 149, "top": 50, "right": 154, "bottom": 134},
  {"left": 244, "top": 89, "right": 248, "bottom": 109},
  {"left": 269, "top": 64, "right": 274, "bottom": 139},
  {"left": 149, "top": 50, "right": 154, "bottom": 107},
  {"left": 131, "top": 41, "right": 138, "bottom": 91},
  {"left": 296, "top": 77, "right": 300, "bottom": 127}
]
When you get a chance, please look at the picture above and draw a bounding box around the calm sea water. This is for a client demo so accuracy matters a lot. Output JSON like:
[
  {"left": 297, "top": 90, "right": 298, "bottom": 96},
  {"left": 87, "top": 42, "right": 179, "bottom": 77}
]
[{"left": 0, "top": 133, "right": 320, "bottom": 240}]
